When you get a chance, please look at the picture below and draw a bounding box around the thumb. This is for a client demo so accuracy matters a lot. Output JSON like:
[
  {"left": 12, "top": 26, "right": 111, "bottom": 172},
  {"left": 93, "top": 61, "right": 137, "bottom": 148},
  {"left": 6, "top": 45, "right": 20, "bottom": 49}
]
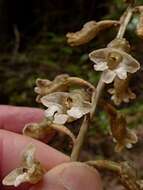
[{"left": 30, "top": 162, "right": 102, "bottom": 190}]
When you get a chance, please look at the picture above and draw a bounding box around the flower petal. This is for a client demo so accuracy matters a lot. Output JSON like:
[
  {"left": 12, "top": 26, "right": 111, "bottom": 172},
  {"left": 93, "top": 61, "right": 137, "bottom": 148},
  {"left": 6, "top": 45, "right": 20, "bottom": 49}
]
[
  {"left": 67, "top": 107, "right": 84, "bottom": 119},
  {"left": 23, "top": 144, "right": 36, "bottom": 166},
  {"left": 89, "top": 49, "right": 107, "bottom": 65},
  {"left": 41, "top": 92, "right": 69, "bottom": 107},
  {"left": 102, "top": 70, "right": 116, "bottom": 84},
  {"left": 14, "top": 173, "right": 28, "bottom": 187},
  {"left": 53, "top": 113, "right": 69, "bottom": 124},
  {"left": 45, "top": 105, "right": 62, "bottom": 118},
  {"left": 124, "top": 55, "right": 140, "bottom": 73},
  {"left": 2, "top": 168, "right": 27, "bottom": 187},
  {"left": 93, "top": 61, "right": 108, "bottom": 71},
  {"left": 126, "top": 61, "right": 140, "bottom": 73},
  {"left": 115, "top": 67, "right": 127, "bottom": 80}
]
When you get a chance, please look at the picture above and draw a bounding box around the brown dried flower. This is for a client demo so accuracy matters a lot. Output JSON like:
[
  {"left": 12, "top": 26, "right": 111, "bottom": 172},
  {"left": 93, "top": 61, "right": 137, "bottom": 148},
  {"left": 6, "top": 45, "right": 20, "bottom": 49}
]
[
  {"left": 2, "top": 145, "right": 45, "bottom": 187},
  {"left": 41, "top": 89, "right": 91, "bottom": 124},
  {"left": 35, "top": 75, "right": 95, "bottom": 103},
  {"left": 66, "top": 20, "right": 119, "bottom": 46},
  {"left": 23, "top": 121, "right": 55, "bottom": 141},
  {"left": 23, "top": 122, "right": 76, "bottom": 144},
  {"left": 103, "top": 102, "right": 138, "bottom": 152},
  {"left": 89, "top": 38, "right": 140, "bottom": 84},
  {"left": 110, "top": 113, "right": 137, "bottom": 152},
  {"left": 35, "top": 74, "right": 69, "bottom": 102},
  {"left": 108, "top": 76, "right": 136, "bottom": 105}
]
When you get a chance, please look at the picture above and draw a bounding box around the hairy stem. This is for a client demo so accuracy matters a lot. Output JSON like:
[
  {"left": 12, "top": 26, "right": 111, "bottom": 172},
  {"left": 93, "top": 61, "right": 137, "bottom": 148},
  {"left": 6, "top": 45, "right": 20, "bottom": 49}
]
[{"left": 71, "top": 114, "right": 90, "bottom": 161}]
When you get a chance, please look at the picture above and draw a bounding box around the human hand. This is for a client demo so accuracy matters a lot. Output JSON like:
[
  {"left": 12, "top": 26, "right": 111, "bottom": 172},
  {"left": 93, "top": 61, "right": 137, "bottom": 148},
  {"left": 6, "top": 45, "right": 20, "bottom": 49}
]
[{"left": 0, "top": 105, "right": 102, "bottom": 190}]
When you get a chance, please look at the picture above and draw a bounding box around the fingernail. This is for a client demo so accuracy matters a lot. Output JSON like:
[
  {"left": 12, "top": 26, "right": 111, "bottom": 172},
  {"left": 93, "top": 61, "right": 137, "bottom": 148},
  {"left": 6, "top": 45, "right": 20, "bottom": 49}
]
[{"left": 60, "top": 162, "right": 102, "bottom": 190}]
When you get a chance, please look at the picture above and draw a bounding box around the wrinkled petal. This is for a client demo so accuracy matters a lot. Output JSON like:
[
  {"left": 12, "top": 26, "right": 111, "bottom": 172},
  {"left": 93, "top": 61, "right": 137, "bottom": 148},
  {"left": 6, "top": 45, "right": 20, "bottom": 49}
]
[
  {"left": 89, "top": 49, "right": 107, "bottom": 64},
  {"left": 67, "top": 107, "right": 85, "bottom": 119},
  {"left": 93, "top": 61, "right": 108, "bottom": 71},
  {"left": 45, "top": 105, "right": 62, "bottom": 118},
  {"left": 115, "top": 67, "right": 127, "bottom": 80},
  {"left": 2, "top": 168, "right": 27, "bottom": 187},
  {"left": 102, "top": 70, "right": 116, "bottom": 83},
  {"left": 14, "top": 173, "right": 28, "bottom": 187},
  {"left": 111, "top": 48, "right": 140, "bottom": 74},
  {"left": 53, "top": 113, "right": 69, "bottom": 124},
  {"left": 41, "top": 92, "right": 69, "bottom": 107},
  {"left": 123, "top": 54, "right": 140, "bottom": 73},
  {"left": 23, "top": 145, "right": 36, "bottom": 166}
]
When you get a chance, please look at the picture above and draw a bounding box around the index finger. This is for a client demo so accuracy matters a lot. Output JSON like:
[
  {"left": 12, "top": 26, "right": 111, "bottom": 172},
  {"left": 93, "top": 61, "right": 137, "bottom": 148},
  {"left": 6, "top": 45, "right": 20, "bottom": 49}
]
[
  {"left": 0, "top": 130, "right": 69, "bottom": 190},
  {"left": 0, "top": 105, "right": 44, "bottom": 134}
]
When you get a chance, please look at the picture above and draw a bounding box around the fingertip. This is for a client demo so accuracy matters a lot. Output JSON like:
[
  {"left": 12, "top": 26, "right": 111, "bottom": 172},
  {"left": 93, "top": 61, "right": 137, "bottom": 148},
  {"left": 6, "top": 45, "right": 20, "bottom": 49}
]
[
  {"left": 0, "top": 130, "right": 69, "bottom": 178},
  {"left": 30, "top": 162, "right": 102, "bottom": 190}
]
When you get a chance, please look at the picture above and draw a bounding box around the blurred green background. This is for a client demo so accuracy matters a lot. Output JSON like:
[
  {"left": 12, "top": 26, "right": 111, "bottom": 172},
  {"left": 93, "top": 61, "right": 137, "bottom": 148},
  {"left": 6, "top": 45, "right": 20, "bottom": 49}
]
[{"left": 0, "top": 0, "right": 143, "bottom": 117}]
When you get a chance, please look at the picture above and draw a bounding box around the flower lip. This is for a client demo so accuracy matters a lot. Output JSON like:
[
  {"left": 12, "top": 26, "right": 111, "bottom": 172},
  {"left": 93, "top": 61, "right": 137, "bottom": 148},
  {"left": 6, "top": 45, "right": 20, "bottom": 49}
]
[{"left": 106, "top": 51, "right": 123, "bottom": 70}]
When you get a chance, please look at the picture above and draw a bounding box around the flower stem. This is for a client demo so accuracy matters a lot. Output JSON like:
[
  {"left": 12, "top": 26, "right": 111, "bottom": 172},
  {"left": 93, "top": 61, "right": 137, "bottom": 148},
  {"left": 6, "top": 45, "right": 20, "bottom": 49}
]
[
  {"left": 86, "top": 160, "right": 121, "bottom": 173},
  {"left": 71, "top": 114, "right": 90, "bottom": 161},
  {"left": 117, "top": 5, "right": 133, "bottom": 38},
  {"left": 90, "top": 75, "right": 105, "bottom": 118},
  {"left": 70, "top": 5, "right": 134, "bottom": 162}
]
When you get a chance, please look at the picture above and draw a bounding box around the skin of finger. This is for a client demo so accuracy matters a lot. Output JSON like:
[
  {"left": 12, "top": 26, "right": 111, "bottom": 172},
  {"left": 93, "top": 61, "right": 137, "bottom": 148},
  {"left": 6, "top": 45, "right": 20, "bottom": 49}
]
[
  {"left": 30, "top": 162, "right": 102, "bottom": 190},
  {"left": 0, "top": 106, "right": 44, "bottom": 133},
  {"left": 0, "top": 130, "right": 69, "bottom": 179}
]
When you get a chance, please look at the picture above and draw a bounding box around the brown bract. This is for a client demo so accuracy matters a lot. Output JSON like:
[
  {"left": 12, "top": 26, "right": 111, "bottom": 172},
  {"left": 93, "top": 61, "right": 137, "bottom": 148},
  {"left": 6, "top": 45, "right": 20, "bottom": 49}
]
[
  {"left": 66, "top": 20, "right": 119, "bottom": 46},
  {"left": 110, "top": 113, "right": 137, "bottom": 152},
  {"left": 2, "top": 145, "right": 45, "bottom": 187}
]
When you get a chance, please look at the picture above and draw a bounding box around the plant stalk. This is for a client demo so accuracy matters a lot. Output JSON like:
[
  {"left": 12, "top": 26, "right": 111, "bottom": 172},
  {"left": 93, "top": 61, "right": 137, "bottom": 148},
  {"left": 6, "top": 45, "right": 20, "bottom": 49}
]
[
  {"left": 117, "top": 5, "right": 133, "bottom": 38},
  {"left": 70, "top": 5, "right": 133, "bottom": 162},
  {"left": 71, "top": 114, "right": 89, "bottom": 161}
]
